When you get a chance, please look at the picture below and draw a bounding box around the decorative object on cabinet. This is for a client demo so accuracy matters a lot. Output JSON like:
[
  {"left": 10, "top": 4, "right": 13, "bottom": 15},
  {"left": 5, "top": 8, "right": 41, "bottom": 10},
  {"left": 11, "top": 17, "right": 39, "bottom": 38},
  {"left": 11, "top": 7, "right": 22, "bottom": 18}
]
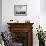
[
  {"left": 8, "top": 19, "right": 19, "bottom": 23},
  {"left": 14, "top": 5, "right": 27, "bottom": 16},
  {"left": 25, "top": 20, "right": 30, "bottom": 23},
  {"left": 7, "top": 23, "right": 34, "bottom": 46}
]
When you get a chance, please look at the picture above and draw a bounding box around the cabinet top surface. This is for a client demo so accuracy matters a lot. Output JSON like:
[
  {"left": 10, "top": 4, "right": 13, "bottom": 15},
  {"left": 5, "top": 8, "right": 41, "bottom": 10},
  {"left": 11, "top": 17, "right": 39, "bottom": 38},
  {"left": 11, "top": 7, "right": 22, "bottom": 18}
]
[{"left": 7, "top": 23, "right": 34, "bottom": 25}]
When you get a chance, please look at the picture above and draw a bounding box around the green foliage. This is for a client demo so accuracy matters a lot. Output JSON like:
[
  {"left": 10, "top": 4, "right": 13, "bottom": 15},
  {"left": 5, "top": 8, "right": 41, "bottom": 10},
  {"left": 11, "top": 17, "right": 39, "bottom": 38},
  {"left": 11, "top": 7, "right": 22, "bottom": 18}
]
[{"left": 36, "top": 25, "right": 45, "bottom": 41}]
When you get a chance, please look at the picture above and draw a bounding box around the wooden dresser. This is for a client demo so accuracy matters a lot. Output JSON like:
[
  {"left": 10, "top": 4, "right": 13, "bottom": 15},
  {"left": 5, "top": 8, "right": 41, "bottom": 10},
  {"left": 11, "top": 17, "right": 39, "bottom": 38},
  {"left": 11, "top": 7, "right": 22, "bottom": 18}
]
[{"left": 7, "top": 23, "right": 34, "bottom": 46}]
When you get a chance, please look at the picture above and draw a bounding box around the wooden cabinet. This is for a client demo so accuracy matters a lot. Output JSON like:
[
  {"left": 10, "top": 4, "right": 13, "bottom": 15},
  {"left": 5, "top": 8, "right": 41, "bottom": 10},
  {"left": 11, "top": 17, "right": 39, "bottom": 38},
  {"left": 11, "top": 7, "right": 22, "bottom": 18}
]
[{"left": 7, "top": 23, "right": 34, "bottom": 46}]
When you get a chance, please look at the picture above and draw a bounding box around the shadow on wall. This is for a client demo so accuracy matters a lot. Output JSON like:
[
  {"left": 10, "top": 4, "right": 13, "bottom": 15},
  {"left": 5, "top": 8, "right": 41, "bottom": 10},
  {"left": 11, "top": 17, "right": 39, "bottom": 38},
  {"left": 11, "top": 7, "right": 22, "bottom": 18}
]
[{"left": 0, "top": 0, "right": 2, "bottom": 32}]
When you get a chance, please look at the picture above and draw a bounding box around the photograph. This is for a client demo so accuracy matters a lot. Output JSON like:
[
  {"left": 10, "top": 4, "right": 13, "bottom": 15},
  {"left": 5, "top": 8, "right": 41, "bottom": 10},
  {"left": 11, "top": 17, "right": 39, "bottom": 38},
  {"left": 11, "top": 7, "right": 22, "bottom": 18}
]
[{"left": 14, "top": 5, "right": 27, "bottom": 16}]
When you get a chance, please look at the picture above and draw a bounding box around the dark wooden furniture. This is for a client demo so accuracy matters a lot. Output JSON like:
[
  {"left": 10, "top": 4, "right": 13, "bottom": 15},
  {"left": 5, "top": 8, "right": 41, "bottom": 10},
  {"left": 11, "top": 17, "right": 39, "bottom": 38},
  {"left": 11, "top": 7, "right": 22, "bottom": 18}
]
[{"left": 7, "top": 23, "right": 34, "bottom": 46}]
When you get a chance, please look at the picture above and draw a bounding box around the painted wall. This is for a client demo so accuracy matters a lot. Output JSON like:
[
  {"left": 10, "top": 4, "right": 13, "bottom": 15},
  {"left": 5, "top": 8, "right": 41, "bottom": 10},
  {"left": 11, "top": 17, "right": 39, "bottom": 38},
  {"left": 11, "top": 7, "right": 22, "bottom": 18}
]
[
  {"left": 40, "top": 0, "right": 46, "bottom": 13},
  {"left": 2, "top": 0, "right": 46, "bottom": 46},
  {"left": 0, "top": 0, "right": 2, "bottom": 32},
  {"left": 40, "top": 0, "right": 46, "bottom": 31}
]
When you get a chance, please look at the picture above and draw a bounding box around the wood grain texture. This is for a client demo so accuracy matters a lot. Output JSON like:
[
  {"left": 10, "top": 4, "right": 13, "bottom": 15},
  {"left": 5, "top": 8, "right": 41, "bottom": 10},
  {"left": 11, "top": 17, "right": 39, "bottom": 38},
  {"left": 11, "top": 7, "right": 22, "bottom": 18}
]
[{"left": 7, "top": 23, "right": 34, "bottom": 46}]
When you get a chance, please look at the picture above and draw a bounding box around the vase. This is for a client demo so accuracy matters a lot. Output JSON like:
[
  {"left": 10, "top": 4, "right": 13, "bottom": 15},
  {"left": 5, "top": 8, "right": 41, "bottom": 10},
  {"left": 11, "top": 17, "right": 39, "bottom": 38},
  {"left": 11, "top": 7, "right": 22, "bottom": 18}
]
[{"left": 39, "top": 40, "right": 45, "bottom": 46}]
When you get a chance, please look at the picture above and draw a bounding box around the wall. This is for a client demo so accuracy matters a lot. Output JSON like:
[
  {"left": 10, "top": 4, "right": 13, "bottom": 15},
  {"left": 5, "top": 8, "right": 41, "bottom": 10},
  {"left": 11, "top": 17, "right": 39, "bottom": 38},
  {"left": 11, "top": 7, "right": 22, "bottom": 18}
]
[
  {"left": 2, "top": 0, "right": 46, "bottom": 46},
  {"left": 40, "top": 0, "right": 46, "bottom": 13},
  {"left": 0, "top": 0, "right": 2, "bottom": 32},
  {"left": 40, "top": 0, "right": 46, "bottom": 31}
]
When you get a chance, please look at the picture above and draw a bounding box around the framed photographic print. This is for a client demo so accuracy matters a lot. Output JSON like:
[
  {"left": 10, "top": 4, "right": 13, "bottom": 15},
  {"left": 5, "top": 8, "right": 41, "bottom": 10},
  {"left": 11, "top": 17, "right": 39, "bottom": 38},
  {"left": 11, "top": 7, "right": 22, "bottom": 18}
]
[{"left": 14, "top": 5, "right": 27, "bottom": 16}]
